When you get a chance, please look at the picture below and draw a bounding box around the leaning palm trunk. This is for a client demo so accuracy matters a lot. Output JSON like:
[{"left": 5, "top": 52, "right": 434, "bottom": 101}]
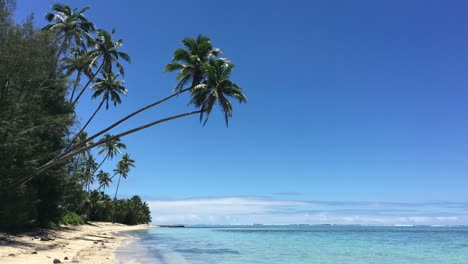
[
  {"left": 65, "top": 62, "right": 105, "bottom": 149},
  {"left": 72, "top": 62, "right": 104, "bottom": 105},
  {"left": 94, "top": 153, "right": 109, "bottom": 175},
  {"left": 74, "top": 99, "right": 105, "bottom": 141},
  {"left": 69, "top": 70, "right": 82, "bottom": 102},
  {"left": 40, "top": 110, "right": 202, "bottom": 170},
  {"left": 59, "top": 87, "right": 192, "bottom": 162},
  {"left": 56, "top": 37, "right": 69, "bottom": 61},
  {"left": 11, "top": 110, "right": 203, "bottom": 187}
]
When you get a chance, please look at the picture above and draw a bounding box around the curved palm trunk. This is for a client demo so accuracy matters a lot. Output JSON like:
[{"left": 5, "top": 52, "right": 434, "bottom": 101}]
[
  {"left": 93, "top": 153, "right": 109, "bottom": 177},
  {"left": 13, "top": 110, "right": 202, "bottom": 189},
  {"left": 36, "top": 110, "right": 202, "bottom": 174},
  {"left": 73, "top": 62, "right": 104, "bottom": 105},
  {"left": 74, "top": 99, "right": 105, "bottom": 142},
  {"left": 63, "top": 87, "right": 192, "bottom": 157},
  {"left": 56, "top": 38, "right": 69, "bottom": 61},
  {"left": 69, "top": 70, "right": 82, "bottom": 102}
]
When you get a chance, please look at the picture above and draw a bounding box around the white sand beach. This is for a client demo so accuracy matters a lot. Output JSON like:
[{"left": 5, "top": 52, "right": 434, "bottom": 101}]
[{"left": 0, "top": 222, "right": 154, "bottom": 264}]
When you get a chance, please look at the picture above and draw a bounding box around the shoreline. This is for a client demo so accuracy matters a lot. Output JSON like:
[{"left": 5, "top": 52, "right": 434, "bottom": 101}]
[{"left": 0, "top": 222, "right": 155, "bottom": 264}]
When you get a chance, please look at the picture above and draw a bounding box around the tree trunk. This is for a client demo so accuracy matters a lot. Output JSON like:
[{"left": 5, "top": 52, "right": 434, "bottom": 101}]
[
  {"left": 113, "top": 174, "right": 122, "bottom": 201},
  {"left": 72, "top": 62, "right": 104, "bottom": 105},
  {"left": 73, "top": 99, "right": 104, "bottom": 143},
  {"left": 111, "top": 174, "right": 122, "bottom": 223},
  {"left": 69, "top": 70, "right": 82, "bottom": 103},
  {"left": 62, "top": 87, "right": 192, "bottom": 158},
  {"left": 56, "top": 38, "right": 68, "bottom": 61},
  {"left": 94, "top": 153, "right": 108, "bottom": 175},
  {"left": 13, "top": 110, "right": 202, "bottom": 188},
  {"left": 37, "top": 110, "right": 202, "bottom": 173}
]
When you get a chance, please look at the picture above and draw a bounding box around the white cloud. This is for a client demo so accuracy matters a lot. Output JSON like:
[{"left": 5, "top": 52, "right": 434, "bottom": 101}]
[{"left": 147, "top": 197, "right": 468, "bottom": 226}]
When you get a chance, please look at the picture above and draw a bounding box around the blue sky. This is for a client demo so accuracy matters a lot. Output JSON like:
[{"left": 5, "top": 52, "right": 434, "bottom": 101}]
[{"left": 16, "top": 0, "right": 468, "bottom": 225}]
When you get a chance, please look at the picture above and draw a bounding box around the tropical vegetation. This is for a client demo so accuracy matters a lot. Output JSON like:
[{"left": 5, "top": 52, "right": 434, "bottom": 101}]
[{"left": 0, "top": 1, "right": 246, "bottom": 231}]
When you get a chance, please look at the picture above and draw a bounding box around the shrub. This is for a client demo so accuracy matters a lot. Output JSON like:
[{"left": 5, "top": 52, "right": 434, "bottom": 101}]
[{"left": 60, "top": 212, "right": 84, "bottom": 225}]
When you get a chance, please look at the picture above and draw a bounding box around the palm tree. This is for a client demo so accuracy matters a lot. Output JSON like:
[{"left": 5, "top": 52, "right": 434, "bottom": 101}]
[
  {"left": 113, "top": 153, "right": 135, "bottom": 201},
  {"left": 63, "top": 35, "right": 220, "bottom": 157},
  {"left": 62, "top": 48, "right": 96, "bottom": 102},
  {"left": 72, "top": 29, "right": 130, "bottom": 105},
  {"left": 73, "top": 29, "right": 131, "bottom": 105},
  {"left": 96, "top": 133, "right": 126, "bottom": 171},
  {"left": 191, "top": 59, "right": 247, "bottom": 126},
  {"left": 96, "top": 170, "right": 112, "bottom": 194},
  {"left": 92, "top": 29, "right": 131, "bottom": 77},
  {"left": 112, "top": 153, "right": 135, "bottom": 222},
  {"left": 164, "top": 34, "right": 221, "bottom": 92},
  {"left": 77, "top": 72, "right": 127, "bottom": 136},
  {"left": 43, "top": 4, "right": 95, "bottom": 58},
  {"left": 82, "top": 154, "right": 98, "bottom": 192}
]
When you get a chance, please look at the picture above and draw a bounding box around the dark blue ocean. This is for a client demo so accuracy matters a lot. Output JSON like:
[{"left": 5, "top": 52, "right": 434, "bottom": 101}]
[{"left": 118, "top": 225, "right": 468, "bottom": 263}]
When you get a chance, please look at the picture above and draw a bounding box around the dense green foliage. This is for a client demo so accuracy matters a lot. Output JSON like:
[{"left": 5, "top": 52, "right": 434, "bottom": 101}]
[
  {"left": 87, "top": 191, "right": 151, "bottom": 225},
  {"left": 0, "top": 1, "right": 150, "bottom": 231},
  {"left": 60, "top": 212, "right": 85, "bottom": 225},
  {"left": 0, "top": 1, "right": 76, "bottom": 229}
]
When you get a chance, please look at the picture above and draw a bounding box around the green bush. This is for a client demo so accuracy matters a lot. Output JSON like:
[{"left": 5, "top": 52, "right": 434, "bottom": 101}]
[{"left": 60, "top": 212, "right": 84, "bottom": 225}]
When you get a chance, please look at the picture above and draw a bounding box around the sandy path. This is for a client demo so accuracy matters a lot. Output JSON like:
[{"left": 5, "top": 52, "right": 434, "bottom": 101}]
[{"left": 0, "top": 222, "right": 154, "bottom": 264}]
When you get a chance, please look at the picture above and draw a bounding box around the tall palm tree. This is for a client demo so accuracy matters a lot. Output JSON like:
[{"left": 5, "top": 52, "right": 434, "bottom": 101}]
[
  {"left": 96, "top": 170, "right": 112, "bottom": 194},
  {"left": 43, "top": 4, "right": 95, "bottom": 58},
  {"left": 113, "top": 153, "right": 135, "bottom": 201},
  {"left": 62, "top": 48, "right": 96, "bottom": 102},
  {"left": 77, "top": 72, "right": 127, "bottom": 137},
  {"left": 191, "top": 59, "right": 247, "bottom": 126},
  {"left": 164, "top": 34, "right": 221, "bottom": 92},
  {"left": 111, "top": 153, "right": 134, "bottom": 223}
]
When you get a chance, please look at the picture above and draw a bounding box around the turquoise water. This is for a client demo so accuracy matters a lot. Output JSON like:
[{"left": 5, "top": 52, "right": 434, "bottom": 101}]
[{"left": 119, "top": 226, "right": 468, "bottom": 263}]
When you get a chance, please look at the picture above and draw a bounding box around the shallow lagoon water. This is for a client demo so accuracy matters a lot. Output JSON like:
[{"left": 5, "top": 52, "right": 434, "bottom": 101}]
[{"left": 118, "top": 225, "right": 468, "bottom": 263}]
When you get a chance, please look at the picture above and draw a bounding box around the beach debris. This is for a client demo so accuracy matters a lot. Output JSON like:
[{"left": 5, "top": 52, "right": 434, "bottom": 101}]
[
  {"left": 41, "top": 236, "right": 55, "bottom": 241},
  {"left": 8, "top": 253, "right": 15, "bottom": 257},
  {"left": 32, "top": 251, "right": 38, "bottom": 254},
  {"left": 53, "top": 258, "right": 61, "bottom": 263},
  {"left": 64, "top": 256, "right": 69, "bottom": 260},
  {"left": 93, "top": 241, "right": 98, "bottom": 244}
]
